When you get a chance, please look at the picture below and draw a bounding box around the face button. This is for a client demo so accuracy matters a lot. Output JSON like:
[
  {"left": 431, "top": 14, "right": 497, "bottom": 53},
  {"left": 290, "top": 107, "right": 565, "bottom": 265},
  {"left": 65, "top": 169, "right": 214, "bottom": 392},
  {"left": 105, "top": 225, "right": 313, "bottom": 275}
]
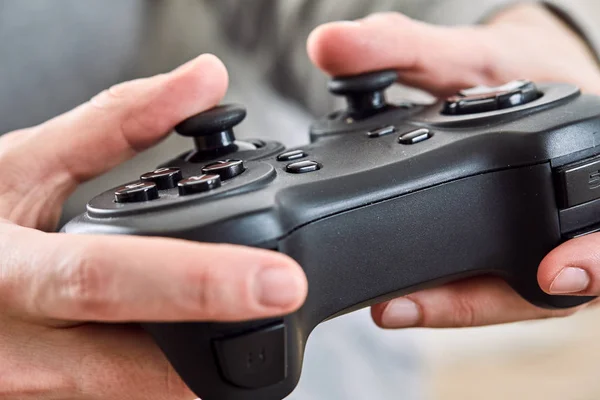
[
  {"left": 277, "top": 150, "right": 307, "bottom": 161},
  {"left": 367, "top": 125, "right": 396, "bottom": 138},
  {"left": 442, "top": 80, "right": 540, "bottom": 115},
  {"left": 398, "top": 128, "right": 433, "bottom": 145},
  {"left": 286, "top": 160, "right": 321, "bottom": 174},
  {"left": 140, "top": 167, "right": 182, "bottom": 190},
  {"left": 201, "top": 159, "right": 245, "bottom": 180},
  {"left": 178, "top": 174, "right": 222, "bottom": 196},
  {"left": 114, "top": 182, "right": 158, "bottom": 203}
]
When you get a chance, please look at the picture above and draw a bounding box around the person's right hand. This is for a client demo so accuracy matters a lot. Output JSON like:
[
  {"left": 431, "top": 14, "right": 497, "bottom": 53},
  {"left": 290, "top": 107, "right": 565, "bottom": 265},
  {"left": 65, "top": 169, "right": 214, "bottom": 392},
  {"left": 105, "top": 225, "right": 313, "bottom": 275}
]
[
  {"left": 0, "top": 54, "right": 307, "bottom": 399},
  {"left": 306, "top": 4, "right": 600, "bottom": 330}
]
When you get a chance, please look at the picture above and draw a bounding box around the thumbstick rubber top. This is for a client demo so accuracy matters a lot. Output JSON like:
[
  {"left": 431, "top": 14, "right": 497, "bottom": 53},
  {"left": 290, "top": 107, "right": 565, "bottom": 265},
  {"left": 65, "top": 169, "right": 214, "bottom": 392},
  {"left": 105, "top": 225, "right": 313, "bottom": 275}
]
[
  {"left": 175, "top": 104, "right": 247, "bottom": 137},
  {"left": 328, "top": 70, "right": 398, "bottom": 95}
]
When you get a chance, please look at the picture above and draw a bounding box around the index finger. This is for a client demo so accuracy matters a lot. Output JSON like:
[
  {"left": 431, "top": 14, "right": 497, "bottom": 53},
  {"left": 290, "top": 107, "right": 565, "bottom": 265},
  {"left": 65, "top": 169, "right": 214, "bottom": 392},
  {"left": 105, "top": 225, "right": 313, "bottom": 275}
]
[{"left": 0, "top": 223, "right": 307, "bottom": 323}]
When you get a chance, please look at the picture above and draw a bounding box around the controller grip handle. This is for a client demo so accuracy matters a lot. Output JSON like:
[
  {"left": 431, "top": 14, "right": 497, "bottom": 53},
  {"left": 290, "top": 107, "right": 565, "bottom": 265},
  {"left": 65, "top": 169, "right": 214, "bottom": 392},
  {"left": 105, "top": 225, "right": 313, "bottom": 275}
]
[{"left": 277, "top": 163, "right": 594, "bottom": 328}]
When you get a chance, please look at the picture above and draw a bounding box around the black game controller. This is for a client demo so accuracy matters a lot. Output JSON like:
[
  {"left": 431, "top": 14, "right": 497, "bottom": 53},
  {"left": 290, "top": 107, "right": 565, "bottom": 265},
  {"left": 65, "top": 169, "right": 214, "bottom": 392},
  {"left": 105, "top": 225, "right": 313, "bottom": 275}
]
[{"left": 63, "top": 69, "right": 600, "bottom": 400}]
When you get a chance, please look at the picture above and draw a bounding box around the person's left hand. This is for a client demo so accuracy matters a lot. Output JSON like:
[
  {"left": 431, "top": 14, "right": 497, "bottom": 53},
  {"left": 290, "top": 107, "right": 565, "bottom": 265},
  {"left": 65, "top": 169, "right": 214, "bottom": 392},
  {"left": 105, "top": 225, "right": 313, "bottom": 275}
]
[{"left": 307, "top": 3, "right": 600, "bottom": 329}]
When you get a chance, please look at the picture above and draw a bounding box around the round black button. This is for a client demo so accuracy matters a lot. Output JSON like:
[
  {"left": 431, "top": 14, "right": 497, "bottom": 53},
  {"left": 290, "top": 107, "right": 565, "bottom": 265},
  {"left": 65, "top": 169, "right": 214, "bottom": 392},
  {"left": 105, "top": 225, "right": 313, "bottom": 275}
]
[
  {"left": 178, "top": 174, "right": 222, "bottom": 196},
  {"left": 140, "top": 167, "right": 182, "bottom": 190},
  {"left": 286, "top": 160, "right": 321, "bottom": 174},
  {"left": 201, "top": 159, "right": 245, "bottom": 180},
  {"left": 114, "top": 182, "right": 159, "bottom": 203},
  {"left": 442, "top": 80, "right": 540, "bottom": 115}
]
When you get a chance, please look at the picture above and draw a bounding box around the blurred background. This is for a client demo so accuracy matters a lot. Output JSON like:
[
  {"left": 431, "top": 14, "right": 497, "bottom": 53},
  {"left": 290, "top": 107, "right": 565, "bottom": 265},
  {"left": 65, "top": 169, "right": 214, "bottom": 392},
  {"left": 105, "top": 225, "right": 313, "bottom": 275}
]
[{"left": 2, "top": 1, "right": 600, "bottom": 399}]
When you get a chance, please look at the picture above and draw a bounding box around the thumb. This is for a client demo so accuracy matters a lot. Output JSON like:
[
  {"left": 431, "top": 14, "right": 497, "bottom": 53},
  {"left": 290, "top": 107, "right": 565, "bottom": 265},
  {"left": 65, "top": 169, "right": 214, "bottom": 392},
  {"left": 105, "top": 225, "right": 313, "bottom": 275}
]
[
  {"left": 0, "top": 54, "right": 228, "bottom": 227},
  {"left": 307, "top": 12, "right": 496, "bottom": 96},
  {"left": 538, "top": 233, "right": 600, "bottom": 296}
]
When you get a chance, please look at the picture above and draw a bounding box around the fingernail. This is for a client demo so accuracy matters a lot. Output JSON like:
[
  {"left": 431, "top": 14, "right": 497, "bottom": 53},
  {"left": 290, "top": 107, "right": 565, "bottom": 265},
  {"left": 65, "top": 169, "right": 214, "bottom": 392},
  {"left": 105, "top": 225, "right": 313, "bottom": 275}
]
[
  {"left": 255, "top": 268, "right": 303, "bottom": 308},
  {"left": 550, "top": 267, "right": 590, "bottom": 294},
  {"left": 380, "top": 298, "right": 421, "bottom": 328}
]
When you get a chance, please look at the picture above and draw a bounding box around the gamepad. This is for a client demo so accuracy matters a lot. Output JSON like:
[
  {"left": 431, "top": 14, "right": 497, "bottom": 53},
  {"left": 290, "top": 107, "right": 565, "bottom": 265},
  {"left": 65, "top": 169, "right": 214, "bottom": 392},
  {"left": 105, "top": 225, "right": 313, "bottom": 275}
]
[{"left": 63, "top": 69, "right": 600, "bottom": 400}]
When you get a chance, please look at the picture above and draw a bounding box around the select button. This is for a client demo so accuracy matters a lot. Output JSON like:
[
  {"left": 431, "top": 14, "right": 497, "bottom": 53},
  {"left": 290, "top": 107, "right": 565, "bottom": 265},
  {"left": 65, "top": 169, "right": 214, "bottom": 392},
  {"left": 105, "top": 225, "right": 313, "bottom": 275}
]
[
  {"left": 286, "top": 160, "right": 321, "bottom": 174},
  {"left": 277, "top": 150, "right": 307, "bottom": 162},
  {"left": 367, "top": 125, "right": 395, "bottom": 138},
  {"left": 398, "top": 129, "right": 433, "bottom": 145}
]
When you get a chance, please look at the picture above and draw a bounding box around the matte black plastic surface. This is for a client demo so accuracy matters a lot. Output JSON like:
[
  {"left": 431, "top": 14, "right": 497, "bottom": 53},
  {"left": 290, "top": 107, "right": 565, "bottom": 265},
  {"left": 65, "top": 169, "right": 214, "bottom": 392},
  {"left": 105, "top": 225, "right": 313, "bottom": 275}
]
[{"left": 62, "top": 79, "right": 600, "bottom": 400}]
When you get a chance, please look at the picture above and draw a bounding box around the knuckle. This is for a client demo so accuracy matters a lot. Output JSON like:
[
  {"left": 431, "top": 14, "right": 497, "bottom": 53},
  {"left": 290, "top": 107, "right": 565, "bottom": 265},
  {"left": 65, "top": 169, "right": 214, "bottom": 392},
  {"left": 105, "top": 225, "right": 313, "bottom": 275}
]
[
  {"left": 449, "top": 296, "right": 479, "bottom": 327},
  {"left": 89, "top": 82, "right": 131, "bottom": 110},
  {"left": 57, "top": 246, "right": 114, "bottom": 318},
  {"left": 183, "top": 262, "right": 252, "bottom": 319},
  {"left": 183, "top": 265, "right": 219, "bottom": 318}
]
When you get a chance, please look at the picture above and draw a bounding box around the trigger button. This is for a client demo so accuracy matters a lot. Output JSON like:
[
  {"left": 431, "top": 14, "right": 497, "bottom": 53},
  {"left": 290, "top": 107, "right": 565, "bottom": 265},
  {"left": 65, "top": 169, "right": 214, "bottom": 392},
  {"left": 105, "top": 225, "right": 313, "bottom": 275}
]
[{"left": 213, "top": 323, "right": 287, "bottom": 389}]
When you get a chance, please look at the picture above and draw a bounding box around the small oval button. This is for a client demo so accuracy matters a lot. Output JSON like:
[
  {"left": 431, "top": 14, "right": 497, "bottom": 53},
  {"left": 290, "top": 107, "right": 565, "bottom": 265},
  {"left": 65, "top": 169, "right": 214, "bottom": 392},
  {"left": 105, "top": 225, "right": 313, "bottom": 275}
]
[
  {"left": 367, "top": 125, "right": 395, "bottom": 138},
  {"left": 398, "top": 129, "right": 433, "bottom": 145},
  {"left": 286, "top": 160, "right": 321, "bottom": 174},
  {"left": 277, "top": 150, "right": 307, "bottom": 162}
]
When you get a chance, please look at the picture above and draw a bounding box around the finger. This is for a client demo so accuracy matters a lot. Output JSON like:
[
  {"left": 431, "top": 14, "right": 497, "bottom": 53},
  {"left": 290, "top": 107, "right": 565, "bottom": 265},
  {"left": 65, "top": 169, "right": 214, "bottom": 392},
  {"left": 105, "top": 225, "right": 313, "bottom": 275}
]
[
  {"left": 307, "top": 13, "right": 498, "bottom": 96},
  {"left": 307, "top": 11, "right": 600, "bottom": 97},
  {"left": 371, "top": 276, "right": 582, "bottom": 329},
  {"left": 0, "top": 224, "right": 307, "bottom": 323},
  {"left": 1, "top": 321, "right": 195, "bottom": 399},
  {"left": 538, "top": 233, "right": 600, "bottom": 296},
  {"left": 0, "top": 54, "right": 228, "bottom": 225}
]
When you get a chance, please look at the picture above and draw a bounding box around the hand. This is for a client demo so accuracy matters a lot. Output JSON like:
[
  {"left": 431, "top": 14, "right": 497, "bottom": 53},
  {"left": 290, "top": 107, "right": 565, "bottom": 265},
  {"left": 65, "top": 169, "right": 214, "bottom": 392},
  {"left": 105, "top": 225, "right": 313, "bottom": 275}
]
[
  {"left": 0, "top": 54, "right": 307, "bottom": 399},
  {"left": 307, "top": 4, "right": 600, "bottom": 328}
]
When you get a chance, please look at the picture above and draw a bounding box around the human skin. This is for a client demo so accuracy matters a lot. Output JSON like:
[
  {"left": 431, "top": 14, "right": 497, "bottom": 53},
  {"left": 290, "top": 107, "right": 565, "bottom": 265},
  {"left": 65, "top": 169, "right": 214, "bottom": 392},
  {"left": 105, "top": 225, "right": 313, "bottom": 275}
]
[
  {"left": 307, "top": 3, "right": 600, "bottom": 329},
  {"left": 0, "top": 54, "right": 307, "bottom": 399}
]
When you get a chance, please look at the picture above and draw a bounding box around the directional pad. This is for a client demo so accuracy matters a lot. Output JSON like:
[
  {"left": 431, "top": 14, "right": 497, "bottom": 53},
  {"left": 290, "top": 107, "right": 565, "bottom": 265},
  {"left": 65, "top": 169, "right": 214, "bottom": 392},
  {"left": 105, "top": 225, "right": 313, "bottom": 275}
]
[{"left": 201, "top": 159, "right": 245, "bottom": 180}]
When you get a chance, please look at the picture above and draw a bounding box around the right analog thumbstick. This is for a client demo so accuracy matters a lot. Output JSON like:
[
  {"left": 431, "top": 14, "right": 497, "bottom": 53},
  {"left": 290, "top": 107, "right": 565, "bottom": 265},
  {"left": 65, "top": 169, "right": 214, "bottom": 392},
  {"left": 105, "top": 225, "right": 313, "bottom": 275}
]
[{"left": 328, "top": 69, "right": 398, "bottom": 119}]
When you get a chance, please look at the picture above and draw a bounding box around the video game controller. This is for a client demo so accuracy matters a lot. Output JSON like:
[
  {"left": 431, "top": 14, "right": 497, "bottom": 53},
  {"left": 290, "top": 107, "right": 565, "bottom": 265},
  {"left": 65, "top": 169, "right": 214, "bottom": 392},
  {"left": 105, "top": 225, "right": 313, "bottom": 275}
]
[{"left": 63, "top": 69, "right": 600, "bottom": 400}]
